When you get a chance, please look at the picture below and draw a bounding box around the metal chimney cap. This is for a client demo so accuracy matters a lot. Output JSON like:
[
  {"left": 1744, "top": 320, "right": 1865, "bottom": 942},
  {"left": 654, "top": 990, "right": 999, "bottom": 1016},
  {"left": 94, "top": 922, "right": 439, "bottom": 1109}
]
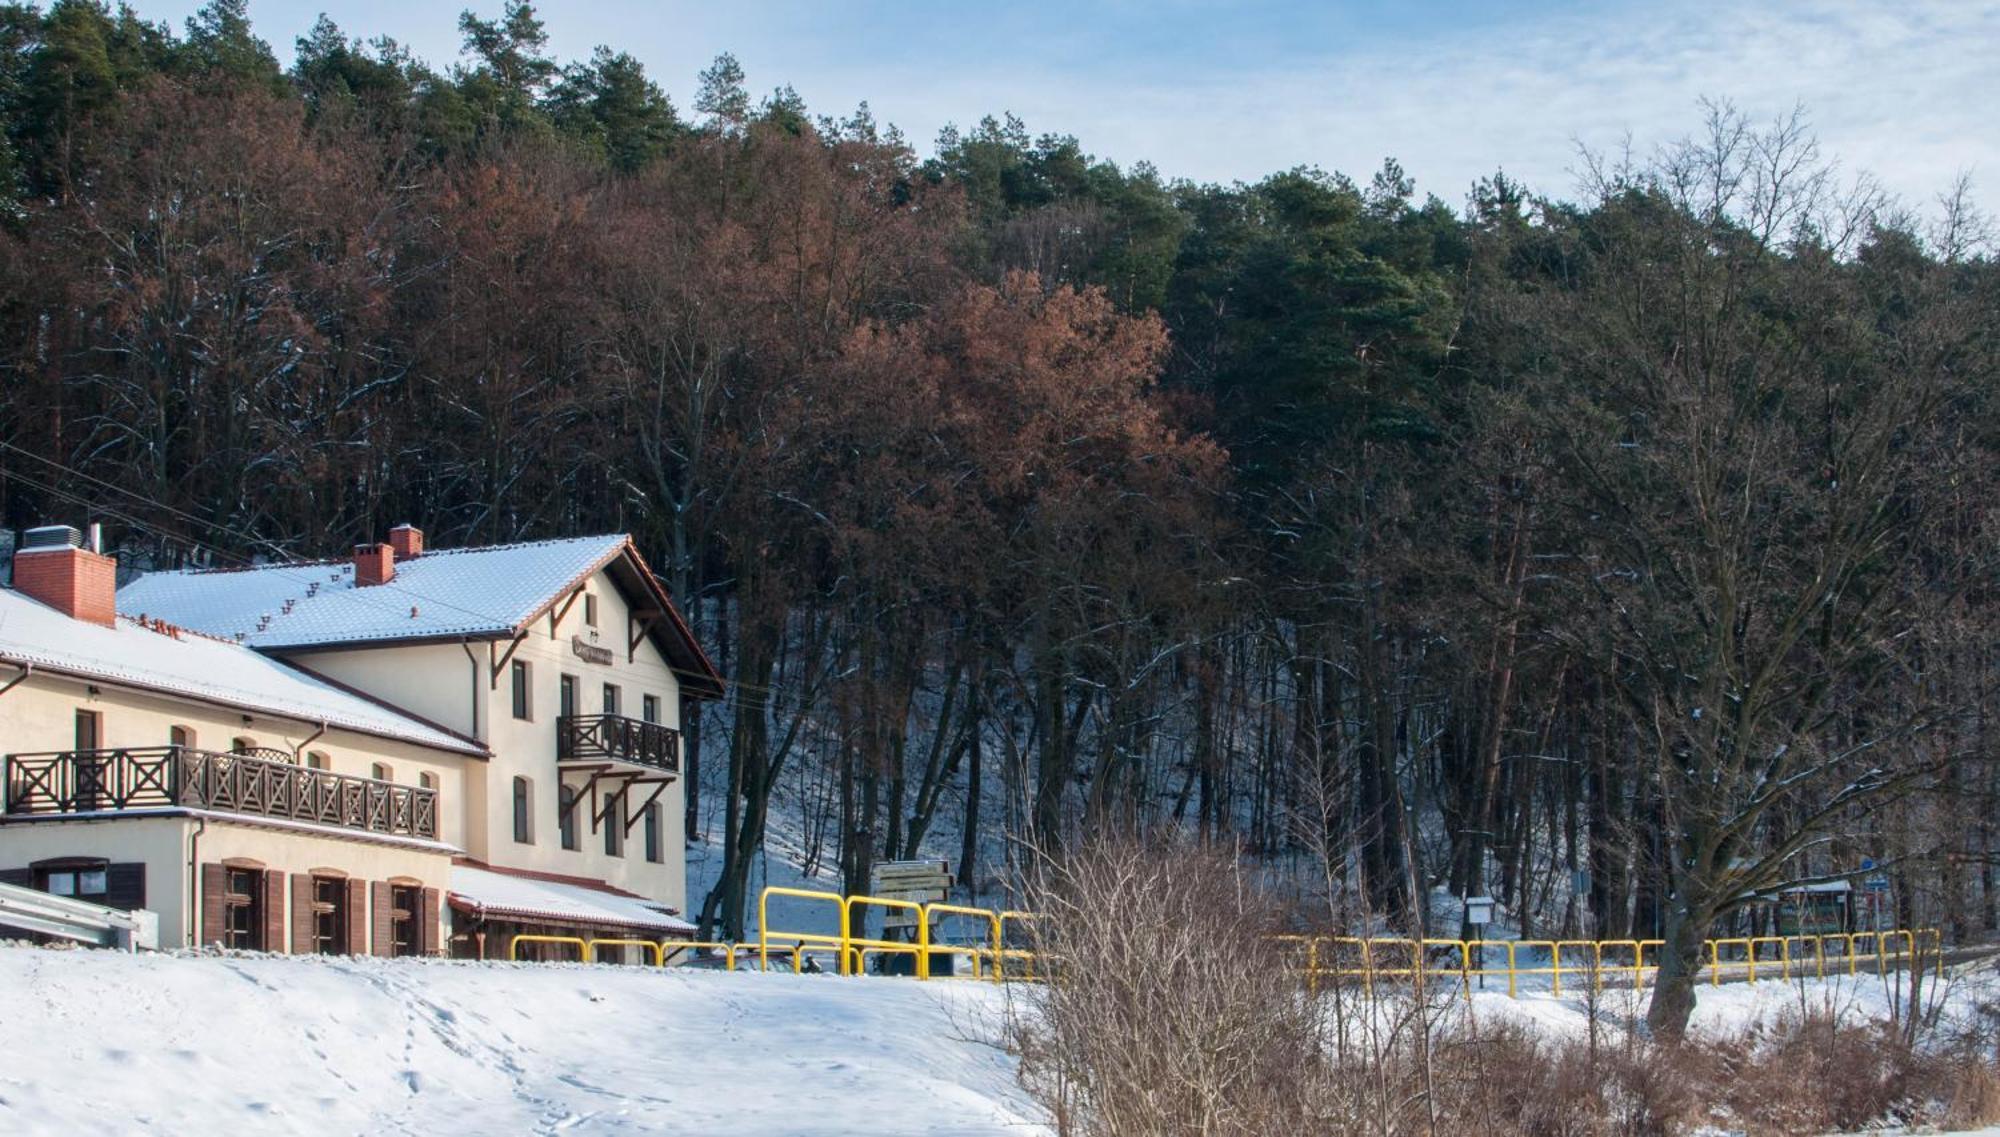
[{"left": 21, "top": 525, "right": 82, "bottom": 551}]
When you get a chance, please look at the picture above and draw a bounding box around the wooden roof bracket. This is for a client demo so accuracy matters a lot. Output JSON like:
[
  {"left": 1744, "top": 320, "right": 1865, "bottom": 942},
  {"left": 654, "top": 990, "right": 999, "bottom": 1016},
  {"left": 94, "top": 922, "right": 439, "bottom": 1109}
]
[
  {"left": 548, "top": 588, "right": 585, "bottom": 639},
  {"left": 488, "top": 630, "right": 530, "bottom": 690},
  {"left": 628, "top": 609, "right": 662, "bottom": 663},
  {"left": 623, "top": 776, "right": 674, "bottom": 837},
  {"left": 589, "top": 769, "right": 644, "bottom": 832}
]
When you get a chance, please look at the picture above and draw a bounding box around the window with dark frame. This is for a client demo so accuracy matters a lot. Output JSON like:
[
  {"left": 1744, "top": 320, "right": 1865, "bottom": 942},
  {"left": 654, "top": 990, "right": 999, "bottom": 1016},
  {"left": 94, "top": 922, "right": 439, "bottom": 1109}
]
[
  {"left": 390, "top": 885, "right": 421, "bottom": 957},
  {"left": 511, "top": 659, "right": 532, "bottom": 720},
  {"left": 641, "top": 694, "right": 660, "bottom": 724},
  {"left": 311, "top": 876, "right": 347, "bottom": 955},
  {"left": 39, "top": 864, "right": 109, "bottom": 900},
  {"left": 74, "top": 709, "right": 99, "bottom": 750},
  {"left": 222, "top": 868, "right": 262, "bottom": 950},
  {"left": 584, "top": 593, "right": 599, "bottom": 627},
  {"left": 602, "top": 683, "right": 619, "bottom": 715},
  {"left": 169, "top": 724, "right": 194, "bottom": 749},
  {"left": 513, "top": 777, "right": 533, "bottom": 844},
  {"left": 306, "top": 751, "right": 329, "bottom": 771},
  {"left": 559, "top": 786, "right": 579, "bottom": 851},
  {"left": 644, "top": 803, "right": 662, "bottom": 863},
  {"left": 604, "top": 792, "right": 623, "bottom": 857},
  {"left": 371, "top": 762, "right": 392, "bottom": 782},
  {"left": 560, "top": 674, "right": 578, "bottom": 718},
  {"left": 231, "top": 737, "right": 255, "bottom": 754}
]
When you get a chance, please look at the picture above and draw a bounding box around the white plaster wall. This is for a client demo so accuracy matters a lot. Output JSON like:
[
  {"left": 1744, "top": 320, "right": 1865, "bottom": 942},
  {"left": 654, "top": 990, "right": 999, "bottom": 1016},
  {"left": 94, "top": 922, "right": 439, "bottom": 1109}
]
[
  {"left": 0, "top": 814, "right": 190, "bottom": 942},
  {"left": 477, "top": 567, "right": 687, "bottom": 914},
  {"left": 157, "top": 563, "right": 695, "bottom": 917}
]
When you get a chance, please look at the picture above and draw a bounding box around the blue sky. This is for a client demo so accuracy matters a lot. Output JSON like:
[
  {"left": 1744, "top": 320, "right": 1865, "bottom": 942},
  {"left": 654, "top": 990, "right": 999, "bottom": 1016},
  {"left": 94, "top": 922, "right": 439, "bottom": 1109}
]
[{"left": 132, "top": 0, "right": 1998, "bottom": 215}]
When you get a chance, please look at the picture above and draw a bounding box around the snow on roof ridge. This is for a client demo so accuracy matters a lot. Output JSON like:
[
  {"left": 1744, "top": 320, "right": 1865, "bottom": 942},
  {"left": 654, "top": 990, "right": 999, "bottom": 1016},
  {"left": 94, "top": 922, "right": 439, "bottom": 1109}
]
[
  {"left": 0, "top": 587, "right": 484, "bottom": 756},
  {"left": 161, "top": 533, "right": 626, "bottom": 578},
  {"left": 124, "top": 611, "right": 245, "bottom": 648}
]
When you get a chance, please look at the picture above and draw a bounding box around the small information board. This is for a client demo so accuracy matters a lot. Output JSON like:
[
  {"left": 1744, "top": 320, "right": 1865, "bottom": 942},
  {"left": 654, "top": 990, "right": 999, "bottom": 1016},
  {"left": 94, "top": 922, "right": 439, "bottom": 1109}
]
[
  {"left": 872, "top": 860, "right": 953, "bottom": 929},
  {"left": 1465, "top": 895, "right": 1495, "bottom": 926}
]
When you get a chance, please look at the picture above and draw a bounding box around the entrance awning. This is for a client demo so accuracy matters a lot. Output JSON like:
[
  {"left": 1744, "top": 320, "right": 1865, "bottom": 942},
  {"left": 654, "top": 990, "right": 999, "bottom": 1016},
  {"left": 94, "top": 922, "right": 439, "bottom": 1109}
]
[{"left": 448, "top": 863, "right": 694, "bottom": 936}]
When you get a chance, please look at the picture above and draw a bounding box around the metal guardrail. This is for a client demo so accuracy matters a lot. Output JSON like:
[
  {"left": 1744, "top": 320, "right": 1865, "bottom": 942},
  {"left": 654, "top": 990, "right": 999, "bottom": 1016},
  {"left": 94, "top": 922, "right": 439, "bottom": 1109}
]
[
  {"left": 507, "top": 934, "right": 738, "bottom": 970},
  {"left": 504, "top": 886, "right": 1944, "bottom": 1001},
  {"left": 0, "top": 881, "right": 157, "bottom": 950}
]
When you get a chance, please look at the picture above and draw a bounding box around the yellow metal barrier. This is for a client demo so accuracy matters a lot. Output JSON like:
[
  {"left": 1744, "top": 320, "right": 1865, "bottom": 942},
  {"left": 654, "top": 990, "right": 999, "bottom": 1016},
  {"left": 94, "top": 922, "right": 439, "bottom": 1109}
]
[
  {"left": 737, "top": 885, "right": 1941, "bottom": 1001},
  {"left": 587, "top": 938, "right": 665, "bottom": 966},
  {"left": 998, "top": 910, "right": 1042, "bottom": 979},
  {"left": 661, "top": 941, "right": 741, "bottom": 971},
  {"left": 509, "top": 934, "right": 589, "bottom": 961},
  {"left": 845, "top": 894, "right": 931, "bottom": 979},
  {"left": 759, "top": 887, "right": 849, "bottom": 974},
  {"left": 927, "top": 902, "right": 1004, "bottom": 981}
]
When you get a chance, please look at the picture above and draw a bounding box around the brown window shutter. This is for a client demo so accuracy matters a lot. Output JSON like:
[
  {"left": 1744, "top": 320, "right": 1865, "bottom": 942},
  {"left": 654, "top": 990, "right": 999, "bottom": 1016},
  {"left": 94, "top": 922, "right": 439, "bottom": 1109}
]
[
  {"left": 104, "top": 863, "right": 146, "bottom": 912},
  {"left": 291, "top": 874, "right": 314, "bottom": 953},
  {"left": 370, "top": 882, "right": 392, "bottom": 957},
  {"left": 261, "top": 871, "right": 286, "bottom": 952},
  {"left": 420, "top": 888, "right": 440, "bottom": 956},
  {"left": 199, "top": 863, "right": 226, "bottom": 948},
  {"left": 346, "top": 877, "right": 368, "bottom": 956}
]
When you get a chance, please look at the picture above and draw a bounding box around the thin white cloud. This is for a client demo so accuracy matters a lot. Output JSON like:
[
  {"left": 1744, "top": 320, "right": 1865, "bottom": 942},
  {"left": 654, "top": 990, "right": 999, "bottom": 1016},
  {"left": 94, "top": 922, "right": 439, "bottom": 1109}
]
[{"left": 144, "top": 0, "right": 2000, "bottom": 214}]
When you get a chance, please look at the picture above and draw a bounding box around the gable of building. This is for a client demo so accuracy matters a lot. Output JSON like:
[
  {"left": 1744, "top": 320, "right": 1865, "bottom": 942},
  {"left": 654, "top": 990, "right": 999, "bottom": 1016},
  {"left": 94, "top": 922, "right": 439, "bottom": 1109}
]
[{"left": 118, "top": 533, "right": 723, "bottom": 699}]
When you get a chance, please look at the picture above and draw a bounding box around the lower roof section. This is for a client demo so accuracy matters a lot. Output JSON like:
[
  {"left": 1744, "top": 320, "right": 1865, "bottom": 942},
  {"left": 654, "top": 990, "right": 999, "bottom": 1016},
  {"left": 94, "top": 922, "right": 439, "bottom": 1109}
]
[{"left": 447, "top": 859, "right": 694, "bottom": 936}]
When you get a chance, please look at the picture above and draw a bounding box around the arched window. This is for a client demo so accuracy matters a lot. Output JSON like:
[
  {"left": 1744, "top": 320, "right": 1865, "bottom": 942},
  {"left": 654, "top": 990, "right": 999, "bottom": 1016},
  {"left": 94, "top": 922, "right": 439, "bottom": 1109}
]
[
  {"left": 305, "top": 751, "right": 329, "bottom": 771},
  {"left": 231, "top": 737, "right": 255, "bottom": 754},
  {"left": 371, "top": 762, "right": 392, "bottom": 783},
  {"left": 558, "top": 786, "right": 578, "bottom": 851},
  {"left": 169, "top": 725, "right": 196, "bottom": 750},
  {"left": 512, "top": 777, "right": 533, "bottom": 844},
  {"left": 419, "top": 771, "right": 437, "bottom": 791}
]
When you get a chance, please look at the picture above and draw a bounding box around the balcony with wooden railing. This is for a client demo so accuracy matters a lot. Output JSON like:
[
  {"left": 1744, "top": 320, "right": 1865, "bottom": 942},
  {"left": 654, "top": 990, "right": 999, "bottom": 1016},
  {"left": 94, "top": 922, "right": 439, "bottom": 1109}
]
[
  {"left": 3, "top": 747, "right": 439, "bottom": 840},
  {"left": 556, "top": 714, "right": 680, "bottom": 776}
]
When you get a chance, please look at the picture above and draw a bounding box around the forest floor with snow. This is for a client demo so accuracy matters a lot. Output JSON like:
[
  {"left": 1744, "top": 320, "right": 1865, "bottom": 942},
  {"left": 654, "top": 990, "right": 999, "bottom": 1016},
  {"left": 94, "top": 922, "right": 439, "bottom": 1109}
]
[{"left": 0, "top": 945, "right": 1994, "bottom": 1136}]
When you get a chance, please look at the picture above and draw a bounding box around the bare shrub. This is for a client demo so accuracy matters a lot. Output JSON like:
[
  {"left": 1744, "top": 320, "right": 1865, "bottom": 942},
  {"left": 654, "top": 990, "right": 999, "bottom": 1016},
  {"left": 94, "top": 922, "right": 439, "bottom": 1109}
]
[
  {"left": 1011, "top": 838, "right": 1330, "bottom": 1136},
  {"left": 1007, "top": 839, "right": 1999, "bottom": 1137}
]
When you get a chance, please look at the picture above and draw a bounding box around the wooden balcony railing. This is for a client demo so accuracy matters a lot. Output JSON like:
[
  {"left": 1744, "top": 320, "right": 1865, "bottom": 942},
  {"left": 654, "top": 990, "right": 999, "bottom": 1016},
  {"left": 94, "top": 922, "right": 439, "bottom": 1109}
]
[
  {"left": 557, "top": 713, "right": 680, "bottom": 775},
  {"left": 3, "top": 747, "right": 438, "bottom": 840}
]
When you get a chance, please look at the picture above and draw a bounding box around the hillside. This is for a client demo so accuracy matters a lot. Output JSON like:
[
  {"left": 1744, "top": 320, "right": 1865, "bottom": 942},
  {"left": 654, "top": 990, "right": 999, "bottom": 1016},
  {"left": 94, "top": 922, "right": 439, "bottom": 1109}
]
[
  {"left": 0, "top": 947, "right": 1040, "bottom": 1136},
  {"left": 5, "top": 943, "right": 1996, "bottom": 1135}
]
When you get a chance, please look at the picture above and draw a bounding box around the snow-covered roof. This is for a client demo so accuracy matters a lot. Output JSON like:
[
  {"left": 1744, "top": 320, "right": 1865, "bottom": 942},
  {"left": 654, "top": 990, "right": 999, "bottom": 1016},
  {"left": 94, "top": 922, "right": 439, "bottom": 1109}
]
[
  {"left": 0, "top": 589, "right": 484, "bottom": 756},
  {"left": 449, "top": 862, "right": 694, "bottom": 935},
  {"left": 119, "top": 535, "right": 628, "bottom": 649},
  {"left": 118, "top": 534, "right": 724, "bottom": 697}
]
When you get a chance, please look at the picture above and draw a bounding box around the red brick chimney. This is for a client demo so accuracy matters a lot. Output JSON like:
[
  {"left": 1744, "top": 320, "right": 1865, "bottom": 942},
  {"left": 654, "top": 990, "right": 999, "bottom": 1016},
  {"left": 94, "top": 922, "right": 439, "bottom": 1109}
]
[
  {"left": 354, "top": 543, "right": 395, "bottom": 587},
  {"left": 13, "top": 525, "right": 116, "bottom": 627},
  {"left": 389, "top": 524, "right": 424, "bottom": 561}
]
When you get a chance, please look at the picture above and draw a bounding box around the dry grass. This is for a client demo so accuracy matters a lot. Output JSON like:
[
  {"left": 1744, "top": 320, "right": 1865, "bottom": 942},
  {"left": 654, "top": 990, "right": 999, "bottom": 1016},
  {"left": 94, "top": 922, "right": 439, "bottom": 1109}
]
[{"left": 1007, "top": 840, "right": 2000, "bottom": 1137}]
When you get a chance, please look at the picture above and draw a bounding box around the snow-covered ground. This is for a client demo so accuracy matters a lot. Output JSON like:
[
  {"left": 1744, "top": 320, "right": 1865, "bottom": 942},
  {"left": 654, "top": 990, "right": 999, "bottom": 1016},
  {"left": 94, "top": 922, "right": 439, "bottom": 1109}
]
[
  {"left": 2, "top": 944, "right": 1991, "bottom": 1136},
  {"left": 0, "top": 946, "right": 1041, "bottom": 1137}
]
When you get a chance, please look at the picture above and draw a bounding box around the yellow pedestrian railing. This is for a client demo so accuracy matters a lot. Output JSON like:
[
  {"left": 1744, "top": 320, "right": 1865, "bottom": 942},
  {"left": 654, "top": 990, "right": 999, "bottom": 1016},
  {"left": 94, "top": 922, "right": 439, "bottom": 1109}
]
[
  {"left": 507, "top": 934, "right": 739, "bottom": 970},
  {"left": 508, "top": 887, "right": 1942, "bottom": 1003},
  {"left": 1292, "top": 927, "right": 1940, "bottom": 999},
  {"left": 508, "top": 934, "right": 589, "bottom": 961}
]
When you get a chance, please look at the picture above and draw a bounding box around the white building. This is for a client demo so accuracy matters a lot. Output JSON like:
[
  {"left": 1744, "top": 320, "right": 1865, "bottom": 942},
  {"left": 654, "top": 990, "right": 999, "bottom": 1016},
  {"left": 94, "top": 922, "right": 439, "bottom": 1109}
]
[{"left": 0, "top": 524, "right": 723, "bottom": 960}]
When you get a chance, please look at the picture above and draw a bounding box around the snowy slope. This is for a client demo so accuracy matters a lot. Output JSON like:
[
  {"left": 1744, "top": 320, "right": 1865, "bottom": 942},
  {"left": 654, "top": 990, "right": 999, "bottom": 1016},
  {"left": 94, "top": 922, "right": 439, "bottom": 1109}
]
[{"left": 0, "top": 947, "right": 1042, "bottom": 1137}]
